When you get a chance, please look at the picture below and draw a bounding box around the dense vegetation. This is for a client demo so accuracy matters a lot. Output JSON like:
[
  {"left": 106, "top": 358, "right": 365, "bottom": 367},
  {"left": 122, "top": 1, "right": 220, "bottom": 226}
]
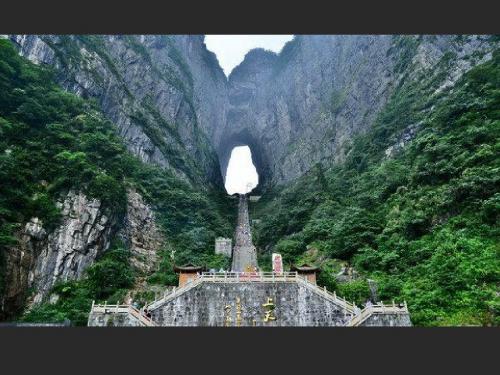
[
  {"left": 44, "top": 34, "right": 218, "bottom": 184},
  {"left": 253, "top": 47, "right": 499, "bottom": 326},
  {"left": 0, "top": 39, "right": 235, "bottom": 323}
]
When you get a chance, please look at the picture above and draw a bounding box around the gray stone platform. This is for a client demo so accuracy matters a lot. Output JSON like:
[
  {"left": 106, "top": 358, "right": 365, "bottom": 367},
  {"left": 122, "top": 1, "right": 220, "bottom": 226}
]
[{"left": 88, "top": 273, "right": 411, "bottom": 327}]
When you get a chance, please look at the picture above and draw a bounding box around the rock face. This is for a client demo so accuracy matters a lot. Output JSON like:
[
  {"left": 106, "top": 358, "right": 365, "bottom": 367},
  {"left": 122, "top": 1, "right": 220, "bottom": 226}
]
[
  {"left": 218, "top": 35, "right": 497, "bottom": 187},
  {"left": 385, "top": 122, "right": 422, "bottom": 158},
  {"left": 118, "top": 189, "right": 164, "bottom": 274},
  {"left": 2, "top": 191, "right": 114, "bottom": 316},
  {"left": 2, "top": 219, "right": 41, "bottom": 317},
  {"left": 32, "top": 191, "right": 113, "bottom": 304},
  {"left": 9, "top": 35, "right": 496, "bottom": 188},
  {"left": 170, "top": 36, "right": 229, "bottom": 145},
  {"left": 8, "top": 35, "right": 227, "bottom": 186},
  {"left": 4, "top": 35, "right": 226, "bottom": 318},
  {"left": 2, "top": 187, "right": 167, "bottom": 317}
]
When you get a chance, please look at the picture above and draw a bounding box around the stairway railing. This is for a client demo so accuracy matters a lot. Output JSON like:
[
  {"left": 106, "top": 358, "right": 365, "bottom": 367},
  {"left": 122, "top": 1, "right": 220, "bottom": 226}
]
[
  {"left": 146, "top": 276, "right": 205, "bottom": 310},
  {"left": 89, "top": 301, "right": 155, "bottom": 326},
  {"left": 200, "top": 271, "right": 298, "bottom": 282},
  {"left": 295, "top": 275, "right": 358, "bottom": 314},
  {"left": 347, "top": 301, "right": 409, "bottom": 326}
]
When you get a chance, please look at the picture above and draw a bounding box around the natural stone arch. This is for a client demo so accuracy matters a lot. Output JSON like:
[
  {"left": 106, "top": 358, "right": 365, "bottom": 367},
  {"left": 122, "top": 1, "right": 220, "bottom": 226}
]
[{"left": 217, "top": 129, "right": 270, "bottom": 193}]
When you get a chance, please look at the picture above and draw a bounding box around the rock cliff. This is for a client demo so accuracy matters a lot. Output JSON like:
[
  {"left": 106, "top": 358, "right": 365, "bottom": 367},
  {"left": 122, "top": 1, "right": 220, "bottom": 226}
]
[
  {"left": 3, "top": 35, "right": 227, "bottom": 316},
  {"left": 118, "top": 189, "right": 164, "bottom": 274},
  {"left": 2, "top": 188, "right": 166, "bottom": 317},
  {"left": 2, "top": 191, "right": 114, "bottom": 315},
  {"left": 10, "top": 35, "right": 495, "bottom": 188},
  {"left": 221, "top": 35, "right": 497, "bottom": 186},
  {"left": 8, "top": 35, "right": 227, "bottom": 186}
]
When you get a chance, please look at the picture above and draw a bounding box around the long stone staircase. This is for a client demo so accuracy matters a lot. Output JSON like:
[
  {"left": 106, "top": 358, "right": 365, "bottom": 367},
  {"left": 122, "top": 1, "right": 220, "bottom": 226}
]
[{"left": 231, "top": 195, "right": 258, "bottom": 272}]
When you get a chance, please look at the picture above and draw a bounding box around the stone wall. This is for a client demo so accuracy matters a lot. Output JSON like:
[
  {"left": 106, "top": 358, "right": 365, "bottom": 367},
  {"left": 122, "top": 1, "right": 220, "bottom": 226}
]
[
  {"left": 88, "top": 311, "right": 144, "bottom": 327},
  {"left": 86, "top": 280, "right": 412, "bottom": 327},
  {"left": 150, "top": 281, "right": 353, "bottom": 327},
  {"left": 358, "top": 313, "right": 412, "bottom": 327}
]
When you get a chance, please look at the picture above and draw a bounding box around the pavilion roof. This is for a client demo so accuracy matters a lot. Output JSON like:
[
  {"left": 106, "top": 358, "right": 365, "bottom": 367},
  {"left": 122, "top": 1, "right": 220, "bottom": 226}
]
[
  {"left": 291, "top": 263, "right": 320, "bottom": 273},
  {"left": 174, "top": 263, "right": 204, "bottom": 272}
]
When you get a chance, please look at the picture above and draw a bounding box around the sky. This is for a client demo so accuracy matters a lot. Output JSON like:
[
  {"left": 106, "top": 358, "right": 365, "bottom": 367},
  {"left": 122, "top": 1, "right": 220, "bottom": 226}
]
[
  {"left": 224, "top": 146, "right": 259, "bottom": 195},
  {"left": 205, "top": 35, "right": 294, "bottom": 76}
]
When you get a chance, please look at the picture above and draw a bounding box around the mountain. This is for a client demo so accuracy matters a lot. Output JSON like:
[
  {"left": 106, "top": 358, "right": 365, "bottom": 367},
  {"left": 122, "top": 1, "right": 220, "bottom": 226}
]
[
  {"left": 9, "top": 35, "right": 228, "bottom": 184},
  {"left": 0, "top": 37, "right": 234, "bottom": 320},
  {"left": 1, "top": 34, "right": 498, "bottom": 326},
  {"left": 249, "top": 36, "right": 499, "bottom": 326},
  {"left": 223, "top": 35, "right": 496, "bottom": 187}
]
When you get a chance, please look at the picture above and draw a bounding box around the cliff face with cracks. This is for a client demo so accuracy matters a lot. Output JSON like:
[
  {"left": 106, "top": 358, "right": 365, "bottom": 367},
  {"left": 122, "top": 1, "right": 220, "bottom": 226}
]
[
  {"left": 219, "top": 35, "right": 497, "bottom": 187},
  {"left": 8, "top": 35, "right": 228, "bottom": 185},
  {"left": 2, "top": 191, "right": 113, "bottom": 315},
  {"left": 2, "top": 189, "right": 166, "bottom": 317},
  {"left": 118, "top": 189, "right": 165, "bottom": 274},
  {"left": 11, "top": 35, "right": 495, "bottom": 188},
  {"left": 3, "top": 35, "right": 228, "bottom": 317}
]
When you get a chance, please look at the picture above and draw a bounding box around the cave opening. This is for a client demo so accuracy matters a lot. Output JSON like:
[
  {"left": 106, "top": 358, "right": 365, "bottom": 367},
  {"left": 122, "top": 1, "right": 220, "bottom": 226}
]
[{"left": 224, "top": 146, "right": 259, "bottom": 195}]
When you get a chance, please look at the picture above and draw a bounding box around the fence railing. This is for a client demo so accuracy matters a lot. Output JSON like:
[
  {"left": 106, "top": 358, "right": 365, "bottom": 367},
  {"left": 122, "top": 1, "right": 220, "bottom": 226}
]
[
  {"left": 90, "top": 301, "right": 155, "bottom": 326},
  {"left": 200, "top": 271, "right": 299, "bottom": 282},
  {"left": 348, "top": 301, "right": 409, "bottom": 326},
  {"left": 295, "top": 275, "right": 358, "bottom": 314},
  {"left": 146, "top": 276, "right": 205, "bottom": 310}
]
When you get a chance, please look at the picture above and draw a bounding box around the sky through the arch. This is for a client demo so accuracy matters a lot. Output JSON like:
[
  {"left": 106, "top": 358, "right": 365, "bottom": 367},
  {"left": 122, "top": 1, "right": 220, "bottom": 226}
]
[{"left": 224, "top": 146, "right": 259, "bottom": 195}]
